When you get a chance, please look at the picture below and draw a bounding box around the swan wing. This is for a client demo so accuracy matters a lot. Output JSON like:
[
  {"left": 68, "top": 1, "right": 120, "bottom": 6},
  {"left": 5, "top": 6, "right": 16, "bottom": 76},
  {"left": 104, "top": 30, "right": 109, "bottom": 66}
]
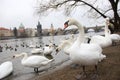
[
  {"left": 22, "top": 56, "right": 49, "bottom": 67},
  {"left": 0, "top": 61, "right": 13, "bottom": 79},
  {"left": 43, "top": 47, "right": 53, "bottom": 54},
  {"left": 31, "top": 48, "right": 43, "bottom": 54},
  {"left": 90, "top": 35, "right": 112, "bottom": 48},
  {"left": 41, "top": 59, "right": 54, "bottom": 65},
  {"left": 90, "top": 35, "right": 105, "bottom": 43},
  {"left": 110, "top": 34, "right": 120, "bottom": 41},
  {"left": 69, "top": 44, "right": 105, "bottom": 65}
]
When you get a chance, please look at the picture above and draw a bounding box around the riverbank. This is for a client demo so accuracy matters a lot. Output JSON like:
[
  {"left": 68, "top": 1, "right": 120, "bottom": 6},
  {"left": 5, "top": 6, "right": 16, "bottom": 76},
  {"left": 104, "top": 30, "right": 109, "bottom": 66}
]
[{"left": 32, "top": 42, "right": 120, "bottom": 80}]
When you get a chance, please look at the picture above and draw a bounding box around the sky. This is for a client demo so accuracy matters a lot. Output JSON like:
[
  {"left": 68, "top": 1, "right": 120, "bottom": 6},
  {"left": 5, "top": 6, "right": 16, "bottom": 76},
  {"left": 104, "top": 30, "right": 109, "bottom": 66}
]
[{"left": 0, "top": 0, "right": 107, "bottom": 29}]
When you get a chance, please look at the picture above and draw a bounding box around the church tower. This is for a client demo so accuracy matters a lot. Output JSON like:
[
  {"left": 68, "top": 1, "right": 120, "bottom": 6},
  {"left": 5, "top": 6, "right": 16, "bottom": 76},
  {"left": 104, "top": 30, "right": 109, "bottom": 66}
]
[{"left": 37, "top": 21, "right": 42, "bottom": 37}]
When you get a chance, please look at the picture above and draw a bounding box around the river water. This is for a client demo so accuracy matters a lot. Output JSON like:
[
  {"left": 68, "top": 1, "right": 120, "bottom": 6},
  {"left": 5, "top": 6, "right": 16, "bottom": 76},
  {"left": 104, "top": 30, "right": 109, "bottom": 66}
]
[{"left": 0, "top": 32, "right": 104, "bottom": 80}]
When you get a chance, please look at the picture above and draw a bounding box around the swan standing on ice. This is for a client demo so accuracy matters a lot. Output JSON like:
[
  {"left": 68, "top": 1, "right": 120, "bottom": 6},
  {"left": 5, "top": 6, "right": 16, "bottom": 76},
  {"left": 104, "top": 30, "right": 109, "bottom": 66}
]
[
  {"left": 0, "top": 61, "right": 13, "bottom": 79},
  {"left": 13, "top": 52, "right": 54, "bottom": 73},
  {"left": 90, "top": 18, "right": 112, "bottom": 48},
  {"left": 63, "top": 18, "right": 106, "bottom": 74}
]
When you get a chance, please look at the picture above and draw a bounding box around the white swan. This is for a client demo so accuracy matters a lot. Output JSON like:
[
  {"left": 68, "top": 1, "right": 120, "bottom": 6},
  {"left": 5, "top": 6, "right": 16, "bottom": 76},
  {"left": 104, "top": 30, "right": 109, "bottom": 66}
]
[
  {"left": 90, "top": 18, "right": 112, "bottom": 48},
  {"left": 110, "top": 34, "right": 120, "bottom": 41},
  {"left": 107, "top": 29, "right": 120, "bottom": 45},
  {"left": 56, "top": 34, "right": 75, "bottom": 55},
  {"left": 31, "top": 48, "right": 43, "bottom": 55},
  {"left": 43, "top": 43, "right": 55, "bottom": 55},
  {"left": 29, "top": 45, "right": 36, "bottom": 48},
  {"left": 13, "top": 52, "right": 54, "bottom": 73},
  {"left": 31, "top": 42, "right": 55, "bottom": 56},
  {"left": 63, "top": 18, "right": 106, "bottom": 74},
  {"left": 0, "top": 61, "right": 13, "bottom": 79}
]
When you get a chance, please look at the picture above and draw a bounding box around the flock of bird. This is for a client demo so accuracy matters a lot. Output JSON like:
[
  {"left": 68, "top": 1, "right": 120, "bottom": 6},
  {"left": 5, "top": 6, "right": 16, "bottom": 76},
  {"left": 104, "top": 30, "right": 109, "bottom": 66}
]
[
  {"left": 0, "top": 39, "right": 56, "bottom": 79},
  {"left": 0, "top": 18, "right": 120, "bottom": 79}
]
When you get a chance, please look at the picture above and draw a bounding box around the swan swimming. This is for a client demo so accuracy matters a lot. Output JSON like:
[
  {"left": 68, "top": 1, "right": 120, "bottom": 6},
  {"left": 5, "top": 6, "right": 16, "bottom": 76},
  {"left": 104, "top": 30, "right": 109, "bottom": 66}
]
[
  {"left": 0, "top": 61, "right": 13, "bottom": 79},
  {"left": 31, "top": 42, "right": 55, "bottom": 58},
  {"left": 43, "top": 43, "right": 55, "bottom": 55},
  {"left": 31, "top": 48, "right": 44, "bottom": 55},
  {"left": 13, "top": 52, "right": 54, "bottom": 73},
  {"left": 63, "top": 18, "right": 106, "bottom": 74},
  {"left": 90, "top": 18, "right": 112, "bottom": 48}
]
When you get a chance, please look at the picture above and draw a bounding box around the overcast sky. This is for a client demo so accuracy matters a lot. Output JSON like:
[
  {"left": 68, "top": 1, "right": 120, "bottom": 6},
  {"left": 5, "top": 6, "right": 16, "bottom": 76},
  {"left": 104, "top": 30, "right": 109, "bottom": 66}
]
[{"left": 0, "top": 0, "right": 107, "bottom": 29}]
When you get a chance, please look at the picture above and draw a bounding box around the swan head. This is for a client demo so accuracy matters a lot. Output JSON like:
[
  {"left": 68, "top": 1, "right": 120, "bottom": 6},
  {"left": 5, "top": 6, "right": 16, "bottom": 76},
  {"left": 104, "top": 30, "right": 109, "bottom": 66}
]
[
  {"left": 105, "top": 17, "right": 110, "bottom": 25},
  {"left": 64, "top": 18, "right": 79, "bottom": 29},
  {"left": 55, "top": 48, "right": 60, "bottom": 54}
]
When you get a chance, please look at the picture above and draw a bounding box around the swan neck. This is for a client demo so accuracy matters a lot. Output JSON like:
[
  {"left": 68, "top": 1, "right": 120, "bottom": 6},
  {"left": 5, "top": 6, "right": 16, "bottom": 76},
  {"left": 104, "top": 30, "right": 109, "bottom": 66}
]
[
  {"left": 21, "top": 53, "right": 28, "bottom": 62},
  {"left": 105, "top": 22, "right": 110, "bottom": 37},
  {"left": 75, "top": 22, "right": 85, "bottom": 43}
]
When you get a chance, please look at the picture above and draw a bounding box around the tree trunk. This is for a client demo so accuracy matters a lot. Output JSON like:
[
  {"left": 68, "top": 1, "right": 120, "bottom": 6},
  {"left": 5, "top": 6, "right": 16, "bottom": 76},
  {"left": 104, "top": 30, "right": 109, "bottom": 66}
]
[{"left": 109, "top": 0, "right": 120, "bottom": 32}]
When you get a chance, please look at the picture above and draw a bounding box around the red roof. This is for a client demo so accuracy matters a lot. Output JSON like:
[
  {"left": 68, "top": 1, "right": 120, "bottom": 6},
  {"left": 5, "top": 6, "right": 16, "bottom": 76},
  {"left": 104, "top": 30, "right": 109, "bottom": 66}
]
[{"left": 0, "top": 27, "right": 9, "bottom": 31}]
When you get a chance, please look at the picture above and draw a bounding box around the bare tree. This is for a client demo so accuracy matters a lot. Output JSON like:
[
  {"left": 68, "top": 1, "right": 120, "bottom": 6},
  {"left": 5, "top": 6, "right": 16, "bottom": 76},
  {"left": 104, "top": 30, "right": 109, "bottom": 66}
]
[{"left": 37, "top": 0, "right": 120, "bottom": 32}]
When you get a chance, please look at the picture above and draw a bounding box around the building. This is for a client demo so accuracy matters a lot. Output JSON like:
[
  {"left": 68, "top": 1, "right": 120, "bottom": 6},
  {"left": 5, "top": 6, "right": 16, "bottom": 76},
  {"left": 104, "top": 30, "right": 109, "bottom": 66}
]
[
  {"left": 37, "top": 21, "right": 42, "bottom": 37},
  {"left": 25, "top": 28, "right": 37, "bottom": 37},
  {"left": 49, "top": 24, "right": 55, "bottom": 36},
  {"left": 0, "top": 27, "right": 13, "bottom": 37},
  {"left": 17, "top": 23, "right": 26, "bottom": 37}
]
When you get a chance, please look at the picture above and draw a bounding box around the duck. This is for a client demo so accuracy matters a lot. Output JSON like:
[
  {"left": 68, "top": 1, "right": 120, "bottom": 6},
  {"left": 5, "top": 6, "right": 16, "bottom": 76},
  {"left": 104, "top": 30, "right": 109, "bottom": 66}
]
[
  {"left": 0, "top": 61, "right": 13, "bottom": 79},
  {"left": 13, "top": 52, "right": 54, "bottom": 73},
  {"left": 63, "top": 18, "right": 106, "bottom": 74},
  {"left": 90, "top": 18, "right": 112, "bottom": 48}
]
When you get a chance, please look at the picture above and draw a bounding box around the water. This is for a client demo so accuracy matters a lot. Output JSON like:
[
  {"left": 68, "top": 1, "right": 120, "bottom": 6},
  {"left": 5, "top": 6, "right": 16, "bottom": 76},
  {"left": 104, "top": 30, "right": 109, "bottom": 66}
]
[
  {"left": 0, "top": 32, "right": 104, "bottom": 80},
  {"left": 0, "top": 35, "right": 70, "bottom": 80}
]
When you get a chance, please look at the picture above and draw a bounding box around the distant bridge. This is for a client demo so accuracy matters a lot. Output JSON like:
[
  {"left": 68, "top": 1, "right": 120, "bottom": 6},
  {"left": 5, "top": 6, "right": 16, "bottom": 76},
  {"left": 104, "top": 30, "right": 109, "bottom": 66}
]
[
  {"left": 63, "top": 26, "right": 105, "bottom": 35},
  {"left": 85, "top": 26, "right": 104, "bottom": 33}
]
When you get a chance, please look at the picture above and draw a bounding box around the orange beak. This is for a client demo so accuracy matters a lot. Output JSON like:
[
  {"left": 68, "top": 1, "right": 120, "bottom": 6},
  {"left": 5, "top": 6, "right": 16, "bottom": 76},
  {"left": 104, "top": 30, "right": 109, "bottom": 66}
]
[{"left": 63, "top": 24, "right": 68, "bottom": 30}]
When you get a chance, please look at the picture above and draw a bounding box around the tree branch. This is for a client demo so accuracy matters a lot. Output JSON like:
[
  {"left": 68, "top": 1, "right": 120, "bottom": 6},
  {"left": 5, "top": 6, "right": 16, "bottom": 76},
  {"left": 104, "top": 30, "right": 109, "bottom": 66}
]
[
  {"left": 103, "top": 8, "right": 112, "bottom": 14},
  {"left": 79, "top": 0, "right": 107, "bottom": 18}
]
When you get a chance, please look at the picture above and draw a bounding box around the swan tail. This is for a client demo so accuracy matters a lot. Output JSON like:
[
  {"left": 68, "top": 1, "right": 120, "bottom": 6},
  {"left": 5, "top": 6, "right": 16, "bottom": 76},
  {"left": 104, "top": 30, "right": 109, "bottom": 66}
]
[
  {"left": 99, "top": 54, "right": 106, "bottom": 62},
  {"left": 49, "top": 59, "right": 55, "bottom": 62},
  {"left": 41, "top": 59, "right": 55, "bottom": 65}
]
